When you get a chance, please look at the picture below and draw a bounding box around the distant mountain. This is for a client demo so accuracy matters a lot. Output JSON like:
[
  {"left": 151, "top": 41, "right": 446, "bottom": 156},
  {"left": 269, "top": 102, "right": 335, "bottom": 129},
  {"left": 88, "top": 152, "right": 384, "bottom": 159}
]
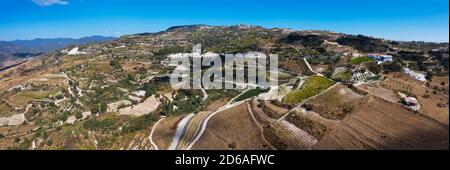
[
  {"left": 0, "top": 35, "right": 116, "bottom": 67},
  {"left": 0, "top": 35, "right": 116, "bottom": 54}
]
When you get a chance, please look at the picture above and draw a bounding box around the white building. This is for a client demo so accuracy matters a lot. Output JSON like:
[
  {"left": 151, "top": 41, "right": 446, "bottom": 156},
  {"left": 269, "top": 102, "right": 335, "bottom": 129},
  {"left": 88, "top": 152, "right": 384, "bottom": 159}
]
[{"left": 403, "top": 67, "right": 426, "bottom": 82}]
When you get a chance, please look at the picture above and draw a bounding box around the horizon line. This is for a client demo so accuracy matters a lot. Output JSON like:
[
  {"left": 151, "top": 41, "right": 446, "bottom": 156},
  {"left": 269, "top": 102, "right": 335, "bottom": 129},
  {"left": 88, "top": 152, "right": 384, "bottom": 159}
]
[{"left": 1, "top": 24, "right": 449, "bottom": 43}]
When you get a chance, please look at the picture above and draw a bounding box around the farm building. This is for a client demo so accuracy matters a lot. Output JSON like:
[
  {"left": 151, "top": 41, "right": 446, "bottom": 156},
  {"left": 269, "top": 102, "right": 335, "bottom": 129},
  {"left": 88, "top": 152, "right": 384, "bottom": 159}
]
[{"left": 368, "top": 54, "right": 393, "bottom": 64}]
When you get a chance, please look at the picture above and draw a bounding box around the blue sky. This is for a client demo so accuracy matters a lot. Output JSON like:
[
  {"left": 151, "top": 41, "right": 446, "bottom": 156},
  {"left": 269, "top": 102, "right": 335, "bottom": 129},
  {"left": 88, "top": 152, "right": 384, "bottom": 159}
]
[{"left": 0, "top": 0, "right": 448, "bottom": 42}]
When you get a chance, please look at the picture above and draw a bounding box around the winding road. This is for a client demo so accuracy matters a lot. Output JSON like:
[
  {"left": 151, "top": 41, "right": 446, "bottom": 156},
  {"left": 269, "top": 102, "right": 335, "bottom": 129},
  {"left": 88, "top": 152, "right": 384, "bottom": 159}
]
[
  {"left": 148, "top": 116, "right": 166, "bottom": 150},
  {"left": 168, "top": 99, "right": 248, "bottom": 150}
]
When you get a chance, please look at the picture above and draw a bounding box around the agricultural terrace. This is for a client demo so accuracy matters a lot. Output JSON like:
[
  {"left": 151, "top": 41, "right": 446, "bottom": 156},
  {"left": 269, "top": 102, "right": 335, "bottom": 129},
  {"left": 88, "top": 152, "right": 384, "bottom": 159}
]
[
  {"left": 232, "top": 87, "right": 268, "bottom": 103},
  {"left": 284, "top": 76, "right": 335, "bottom": 105}
]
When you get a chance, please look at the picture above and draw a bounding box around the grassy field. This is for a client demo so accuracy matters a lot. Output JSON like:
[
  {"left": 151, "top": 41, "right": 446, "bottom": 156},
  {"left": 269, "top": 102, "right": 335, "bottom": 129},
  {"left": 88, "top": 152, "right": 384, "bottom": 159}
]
[
  {"left": 332, "top": 71, "right": 352, "bottom": 82},
  {"left": 0, "top": 102, "right": 14, "bottom": 117},
  {"left": 350, "top": 57, "right": 375, "bottom": 65},
  {"left": 283, "top": 76, "right": 335, "bottom": 105}
]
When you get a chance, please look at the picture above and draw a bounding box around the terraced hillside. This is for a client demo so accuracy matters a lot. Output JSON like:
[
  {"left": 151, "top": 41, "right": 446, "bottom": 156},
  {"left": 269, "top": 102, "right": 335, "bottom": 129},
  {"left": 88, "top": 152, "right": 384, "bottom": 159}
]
[
  {"left": 314, "top": 95, "right": 449, "bottom": 150},
  {"left": 0, "top": 25, "right": 448, "bottom": 150}
]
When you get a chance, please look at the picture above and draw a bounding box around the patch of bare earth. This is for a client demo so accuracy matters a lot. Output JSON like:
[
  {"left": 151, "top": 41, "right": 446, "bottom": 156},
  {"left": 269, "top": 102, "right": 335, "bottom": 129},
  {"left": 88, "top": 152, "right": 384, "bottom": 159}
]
[
  {"left": 279, "top": 59, "right": 314, "bottom": 76},
  {"left": 118, "top": 95, "right": 160, "bottom": 117},
  {"left": 0, "top": 59, "right": 46, "bottom": 91},
  {"left": 122, "top": 61, "right": 152, "bottom": 73},
  {"left": 360, "top": 84, "right": 399, "bottom": 103},
  {"left": 205, "top": 98, "right": 228, "bottom": 111},
  {"left": 250, "top": 99, "right": 317, "bottom": 150},
  {"left": 429, "top": 76, "right": 449, "bottom": 93},
  {"left": 417, "top": 91, "right": 449, "bottom": 125},
  {"left": 127, "top": 131, "right": 153, "bottom": 150},
  {"left": 191, "top": 103, "right": 270, "bottom": 150},
  {"left": 261, "top": 101, "right": 289, "bottom": 119},
  {"left": 383, "top": 73, "right": 449, "bottom": 125},
  {"left": 313, "top": 95, "right": 449, "bottom": 150},
  {"left": 0, "top": 123, "right": 38, "bottom": 149},
  {"left": 286, "top": 109, "right": 338, "bottom": 140},
  {"left": 152, "top": 115, "right": 183, "bottom": 150},
  {"left": 304, "top": 84, "right": 365, "bottom": 120}
]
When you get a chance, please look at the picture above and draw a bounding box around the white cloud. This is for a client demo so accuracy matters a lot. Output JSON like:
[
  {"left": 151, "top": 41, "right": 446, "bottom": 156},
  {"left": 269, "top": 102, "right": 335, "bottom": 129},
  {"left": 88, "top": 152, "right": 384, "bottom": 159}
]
[{"left": 32, "top": 0, "right": 68, "bottom": 6}]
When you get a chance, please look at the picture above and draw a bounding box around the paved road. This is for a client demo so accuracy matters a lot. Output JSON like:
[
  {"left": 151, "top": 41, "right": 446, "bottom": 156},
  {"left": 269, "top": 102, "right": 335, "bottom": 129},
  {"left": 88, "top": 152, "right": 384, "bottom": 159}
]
[
  {"left": 168, "top": 113, "right": 195, "bottom": 150},
  {"left": 168, "top": 98, "right": 248, "bottom": 150}
]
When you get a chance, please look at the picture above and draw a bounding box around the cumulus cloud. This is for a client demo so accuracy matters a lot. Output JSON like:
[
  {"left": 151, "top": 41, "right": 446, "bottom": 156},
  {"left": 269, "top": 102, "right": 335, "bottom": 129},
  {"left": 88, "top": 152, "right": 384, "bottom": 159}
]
[{"left": 32, "top": 0, "right": 68, "bottom": 6}]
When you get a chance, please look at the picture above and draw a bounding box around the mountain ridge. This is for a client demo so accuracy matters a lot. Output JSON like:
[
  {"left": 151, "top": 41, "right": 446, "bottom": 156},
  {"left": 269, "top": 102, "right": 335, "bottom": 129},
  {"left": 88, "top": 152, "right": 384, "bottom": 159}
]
[
  {"left": 0, "top": 35, "right": 116, "bottom": 54},
  {"left": 0, "top": 35, "right": 116, "bottom": 67}
]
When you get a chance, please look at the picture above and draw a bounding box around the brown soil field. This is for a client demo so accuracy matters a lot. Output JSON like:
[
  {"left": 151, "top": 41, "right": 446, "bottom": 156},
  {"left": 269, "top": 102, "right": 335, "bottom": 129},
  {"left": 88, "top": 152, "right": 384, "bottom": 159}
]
[
  {"left": 383, "top": 73, "right": 449, "bottom": 125},
  {"left": 0, "top": 60, "right": 46, "bottom": 91},
  {"left": 310, "top": 64, "right": 330, "bottom": 74},
  {"left": 0, "top": 123, "right": 38, "bottom": 149},
  {"left": 285, "top": 113, "right": 331, "bottom": 140},
  {"left": 250, "top": 99, "right": 317, "bottom": 150},
  {"left": 127, "top": 131, "right": 153, "bottom": 150},
  {"left": 205, "top": 98, "right": 228, "bottom": 111},
  {"left": 313, "top": 95, "right": 449, "bottom": 150},
  {"left": 304, "top": 84, "right": 365, "bottom": 120},
  {"left": 191, "top": 103, "right": 271, "bottom": 150},
  {"left": 59, "top": 58, "right": 87, "bottom": 69},
  {"left": 122, "top": 61, "right": 152, "bottom": 73},
  {"left": 152, "top": 115, "right": 184, "bottom": 150},
  {"left": 429, "top": 76, "right": 449, "bottom": 94},
  {"left": 382, "top": 78, "right": 412, "bottom": 92},
  {"left": 417, "top": 91, "right": 449, "bottom": 125},
  {"left": 360, "top": 84, "right": 399, "bottom": 103},
  {"left": 286, "top": 109, "right": 338, "bottom": 140},
  {"left": 261, "top": 100, "right": 289, "bottom": 119},
  {"left": 279, "top": 59, "right": 314, "bottom": 76}
]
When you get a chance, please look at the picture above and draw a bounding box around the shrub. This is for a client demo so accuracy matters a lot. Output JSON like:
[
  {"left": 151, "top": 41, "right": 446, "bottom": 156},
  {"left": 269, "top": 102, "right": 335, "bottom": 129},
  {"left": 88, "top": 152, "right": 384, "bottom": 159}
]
[
  {"left": 14, "top": 137, "right": 21, "bottom": 143},
  {"left": 123, "top": 114, "right": 157, "bottom": 133},
  {"left": 342, "top": 103, "right": 354, "bottom": 114},
  {"left": 75, "top": 111, "right": 83, "bottom": 119},
  {"left": 337, "top": 35, "right": 389, "bottom": 53},
  {"left": 46, "top": 140, "right": 53, "bottom": 146},
  {"left": 302, "top": 103, "right": 313, "bottom": 111},
  {"left": 232, "top": 87, "right": 268, "bottom": 103},
  {"left": 228, "top": 142, "right": 237, "bottom": 149},
  {"left": 83, "top": 118, "right": 115, "bottom": 131},
  {"left": 382, "top": 62, "right": 402, "bottom": 73},
  {"left": 58, "top": 112, "right": 69, "bottom": 122}
]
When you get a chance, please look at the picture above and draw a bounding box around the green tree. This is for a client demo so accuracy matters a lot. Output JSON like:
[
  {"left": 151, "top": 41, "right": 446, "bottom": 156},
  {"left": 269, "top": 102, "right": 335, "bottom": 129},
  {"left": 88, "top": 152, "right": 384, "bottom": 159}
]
[{"left": 75, "top": 111, "right": 83, "bottom": 119}]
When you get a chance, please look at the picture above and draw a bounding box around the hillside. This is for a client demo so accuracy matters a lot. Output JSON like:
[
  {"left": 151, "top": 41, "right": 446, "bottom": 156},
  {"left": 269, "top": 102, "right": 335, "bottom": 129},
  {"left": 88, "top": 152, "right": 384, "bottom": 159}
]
[
  {"left": 0, "top": 25, "right": 448, "bottom": 150},
  {"left": 0, "top": 36, "right": 116, "bottom": 68}
]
